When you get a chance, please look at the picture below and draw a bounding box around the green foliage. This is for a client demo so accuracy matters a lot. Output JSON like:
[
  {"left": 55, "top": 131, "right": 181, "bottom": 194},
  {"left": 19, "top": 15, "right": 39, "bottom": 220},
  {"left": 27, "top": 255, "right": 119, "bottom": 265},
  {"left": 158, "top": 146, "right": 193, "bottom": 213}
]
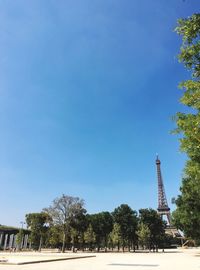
[
  {"left": 26, "top": 212, "right": 51, "bottom": 250},
  {"left": 16, "top": 229, "right": 24, "bottom": 249},
  {"left": 137, "top": 223, "right": 151, "bottom": 249},
  {"left": 0, "top": 225, "right": 19, "bottom": 232},
  {"left": 175, "top": 14, "right": 200, "bottom": 77},
  {"left": 109, "top": 223, "right": 122, "bottom": 249},
  {"left": 43, "top": 194, "right": 86, "bottom": 252},
  {"left": 139, "top": 208, "right": 165, "bottom": 249},
  {"left": 172, "top": 161, "right": 200, "bottom": 240},
  {"left": 89, "top": 212, "right": 113, "bottom": 250},
  {"left": 70, "top": 209, "right": 87, "bottom": 247},
  {"left": 84, "top": 224, "right": 96, "bottom": 249},
  {"left": 113, "top": 204, "right": 138, "bottom": 251},
  {"left": 47, "top": 225, "right": 63, "bottom": 248},
  {"left": 173, "top": 13, "right": 200, "bottom": 242},
  {"left": 21, "top": 197, "right": 181, "bottom": 250}
]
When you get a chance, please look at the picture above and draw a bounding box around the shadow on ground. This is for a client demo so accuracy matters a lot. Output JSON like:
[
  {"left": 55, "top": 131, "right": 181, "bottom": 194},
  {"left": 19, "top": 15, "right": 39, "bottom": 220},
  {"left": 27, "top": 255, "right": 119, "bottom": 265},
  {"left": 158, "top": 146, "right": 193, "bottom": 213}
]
[
  {"left": 130, "top": 251, "right": 180, "bottom": 254},
  {"left": 108, "top": 264, "right": 159, "bottom": 267}
]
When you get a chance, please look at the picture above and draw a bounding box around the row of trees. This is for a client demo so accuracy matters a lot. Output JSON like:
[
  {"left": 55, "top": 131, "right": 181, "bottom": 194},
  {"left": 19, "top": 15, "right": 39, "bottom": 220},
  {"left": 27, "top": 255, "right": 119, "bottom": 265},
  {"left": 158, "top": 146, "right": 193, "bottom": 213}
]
[
  {"left": 172, "top": 13, "right": 200, "bottom": 244},
  {"left": 24, "top": 194, "right": 171, "bottom": 252}
]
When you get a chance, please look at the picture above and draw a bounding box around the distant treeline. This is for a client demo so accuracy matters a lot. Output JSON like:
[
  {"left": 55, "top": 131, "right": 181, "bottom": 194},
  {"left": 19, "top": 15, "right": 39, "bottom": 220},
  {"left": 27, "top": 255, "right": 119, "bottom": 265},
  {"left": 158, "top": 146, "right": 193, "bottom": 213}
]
[{"left": 20, "top": 194, "right": 179, "bottom": 252}]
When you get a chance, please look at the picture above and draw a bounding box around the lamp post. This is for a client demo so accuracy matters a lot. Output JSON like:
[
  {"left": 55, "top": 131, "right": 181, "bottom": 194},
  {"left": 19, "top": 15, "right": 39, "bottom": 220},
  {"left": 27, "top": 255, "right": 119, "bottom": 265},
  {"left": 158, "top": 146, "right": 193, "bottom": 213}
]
[{"left": 20, "top": 221, "right": 26, "bottom": 229}]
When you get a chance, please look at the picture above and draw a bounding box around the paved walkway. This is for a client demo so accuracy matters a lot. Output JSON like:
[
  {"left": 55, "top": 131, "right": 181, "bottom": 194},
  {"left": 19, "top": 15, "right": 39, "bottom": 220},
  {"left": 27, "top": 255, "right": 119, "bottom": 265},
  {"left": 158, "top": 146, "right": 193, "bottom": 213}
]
[
  {"left": 0, "top": 252, "right": 94, "bottom": 264},
  {"left": 0, "top": 248, "right": 199, "bottom": 270}
]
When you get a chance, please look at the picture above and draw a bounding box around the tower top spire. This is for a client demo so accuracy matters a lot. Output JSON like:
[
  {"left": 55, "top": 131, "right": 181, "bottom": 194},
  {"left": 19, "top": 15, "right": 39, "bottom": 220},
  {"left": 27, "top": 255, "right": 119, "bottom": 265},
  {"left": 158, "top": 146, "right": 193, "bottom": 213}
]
[{"left": 156, "top": 154, "right": 160, "bottom": 165}]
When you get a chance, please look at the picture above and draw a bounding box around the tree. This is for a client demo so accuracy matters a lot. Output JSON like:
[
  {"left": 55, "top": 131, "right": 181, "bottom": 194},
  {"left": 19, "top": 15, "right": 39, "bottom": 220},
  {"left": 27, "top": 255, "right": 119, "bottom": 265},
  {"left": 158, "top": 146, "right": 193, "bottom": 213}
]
[
  {"left": 84, "top": 224, "right": 96, "bottom": 250},
  {"left": 113, "top": 204, "right": 138, "bottom": 252},
  {"left": 172, "top": 161, "right": 200, "bottom": 240},
  {"left": 108, "top": 223, "right": 122, "bottom": 251},
  {"left": 173, "top": 13, "right": 200, "bottom": 242},
  {"left": 26, "top": 212, "right": 51, "bottom": 251},
  {"left": 47, "top": 224, "right": 63, "bottom": 248},
  {"left": 137, "top": 223, "right": 151, "bottom": 250},
  {"left": 90, "top": 212, "right": 113, "bottom": 251},
  {"left": 43, "top": 194, "right": 86, "bottom": 252},
  {"left": 139, "top": 208, "right": 165, "bottom": 251},
  {"left": 16, "top": 229, "right": 24, "bottom": 250},
  {"left": 69, "top": 208, "right": 88, "bottom": 251}
]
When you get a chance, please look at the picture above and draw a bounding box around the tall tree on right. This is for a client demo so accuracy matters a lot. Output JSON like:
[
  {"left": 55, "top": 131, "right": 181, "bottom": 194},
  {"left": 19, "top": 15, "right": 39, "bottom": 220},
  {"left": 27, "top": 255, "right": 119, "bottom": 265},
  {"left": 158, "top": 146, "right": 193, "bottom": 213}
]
[{"left": 172, "top": 14, "right": 200, "bottom": 242}]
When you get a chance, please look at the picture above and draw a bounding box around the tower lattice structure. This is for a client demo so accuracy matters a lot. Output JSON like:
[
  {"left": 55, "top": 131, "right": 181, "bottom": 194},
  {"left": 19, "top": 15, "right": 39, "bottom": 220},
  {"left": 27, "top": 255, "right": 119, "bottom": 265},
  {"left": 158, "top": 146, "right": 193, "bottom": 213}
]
[{"left": 156, "top": 156, "right": 171, "bottom": 225}]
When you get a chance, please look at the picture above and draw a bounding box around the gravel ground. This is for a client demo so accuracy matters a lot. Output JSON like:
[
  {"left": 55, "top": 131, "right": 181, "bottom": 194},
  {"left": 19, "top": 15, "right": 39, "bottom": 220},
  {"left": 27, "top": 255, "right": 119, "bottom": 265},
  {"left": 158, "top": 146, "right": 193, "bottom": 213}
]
[{"left": 0, "top": 248, "right": 199, "bottom": 270}]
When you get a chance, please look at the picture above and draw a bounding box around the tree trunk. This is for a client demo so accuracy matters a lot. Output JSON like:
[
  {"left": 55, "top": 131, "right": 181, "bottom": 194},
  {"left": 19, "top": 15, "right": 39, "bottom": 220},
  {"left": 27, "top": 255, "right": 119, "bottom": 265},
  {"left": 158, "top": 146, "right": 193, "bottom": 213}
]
[
  {"left": 105, "top": 237, "right": 107, "bottom": 252},
  {"left": 156, "top": 245, "right": 158, "bottom": 252},
  {"left": 122, "top": 238, "right": 125, "bottom": 252},
  {"left": 62, "top": 233, "right": 66, "bottom": 253},
  {"left": 38, "top": 236, "right": 42, "bottom": 252}
]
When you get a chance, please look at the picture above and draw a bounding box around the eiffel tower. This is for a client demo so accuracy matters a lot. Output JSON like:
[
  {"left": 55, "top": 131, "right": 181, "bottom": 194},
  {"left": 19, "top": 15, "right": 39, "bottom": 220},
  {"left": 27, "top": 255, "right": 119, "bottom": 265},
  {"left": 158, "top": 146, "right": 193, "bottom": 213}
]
[
  {"left": 156, "top": 155, "right": 171, "bottom": 225},
  {"left": 155, "top": 156, "right": 182, "bottom": 238}
]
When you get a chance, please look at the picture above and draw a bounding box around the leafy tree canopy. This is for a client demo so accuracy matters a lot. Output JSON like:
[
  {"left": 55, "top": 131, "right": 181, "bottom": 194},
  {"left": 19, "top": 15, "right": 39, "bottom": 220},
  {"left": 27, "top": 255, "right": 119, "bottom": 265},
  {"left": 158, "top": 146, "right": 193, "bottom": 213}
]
[
  {"left": 25, "top": 212, "right": 51, "bottom": 250},
  {"left": 113, "top": 204, "right": 138, "bottom": 249},
  {"left": 43, "top": 194, "right": 86, "bottom": 252},
  {"left": 139, "top": 208, "right": 165, "bottom": 247},
  {"left": 137, "top": 222, "right": 151, "bottom": 249},
  {"left": 173, "top": 13, "right": 200, "bottom": 242},
  {"left": 89, "top": 211, "right": 113, "bottom": 248}
]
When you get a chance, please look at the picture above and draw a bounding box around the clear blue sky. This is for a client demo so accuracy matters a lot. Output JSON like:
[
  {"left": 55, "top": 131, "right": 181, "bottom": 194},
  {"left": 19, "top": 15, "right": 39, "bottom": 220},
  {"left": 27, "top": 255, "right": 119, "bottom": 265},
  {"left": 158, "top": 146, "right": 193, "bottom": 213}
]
[{"left": 0, "top": 0, "right": 200, "bottom": 227}]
